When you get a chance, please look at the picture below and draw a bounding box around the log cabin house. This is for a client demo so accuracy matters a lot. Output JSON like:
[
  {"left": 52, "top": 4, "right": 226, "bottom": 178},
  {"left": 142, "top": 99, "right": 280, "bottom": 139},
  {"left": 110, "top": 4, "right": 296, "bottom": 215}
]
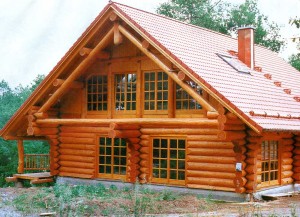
[{"left": 1, "top": 2, "right": 300, "bottom": 197}]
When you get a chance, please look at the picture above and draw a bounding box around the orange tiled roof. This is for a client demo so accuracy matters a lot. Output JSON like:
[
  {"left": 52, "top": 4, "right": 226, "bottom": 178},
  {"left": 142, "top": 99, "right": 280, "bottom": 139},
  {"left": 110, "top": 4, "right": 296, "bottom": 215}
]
[{"left": 112, "top": 2, "right": 300, "bottom": 132}]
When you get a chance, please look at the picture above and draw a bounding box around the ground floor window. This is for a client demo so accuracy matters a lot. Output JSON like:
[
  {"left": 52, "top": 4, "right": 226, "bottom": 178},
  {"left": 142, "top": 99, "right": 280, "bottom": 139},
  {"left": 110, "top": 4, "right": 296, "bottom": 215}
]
[
  {"left": 152, "top": 138, "right": 186, "bottom": 185},
  {"left": 261, "top": 140, "right": 279, "bottom": 186},
  {"left": 99, "top": 137, "right": 127, "bottom": 179}
]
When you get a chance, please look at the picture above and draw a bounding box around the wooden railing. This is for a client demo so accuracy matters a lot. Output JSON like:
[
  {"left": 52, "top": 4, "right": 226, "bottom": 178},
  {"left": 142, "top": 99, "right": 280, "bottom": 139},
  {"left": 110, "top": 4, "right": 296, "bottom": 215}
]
[{"left": 23, "top": 154, "right": 50, "bottom": 171}]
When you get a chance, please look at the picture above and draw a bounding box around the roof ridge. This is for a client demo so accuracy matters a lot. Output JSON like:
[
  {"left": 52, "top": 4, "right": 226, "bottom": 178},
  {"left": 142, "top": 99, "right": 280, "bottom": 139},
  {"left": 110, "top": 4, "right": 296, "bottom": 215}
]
[{"left": 111, "top": 1, "right": 236, "bottom": 40}]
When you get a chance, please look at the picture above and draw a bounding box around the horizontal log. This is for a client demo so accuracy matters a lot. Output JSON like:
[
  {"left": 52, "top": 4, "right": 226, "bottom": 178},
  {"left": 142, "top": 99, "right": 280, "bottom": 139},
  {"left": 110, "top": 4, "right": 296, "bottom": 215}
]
[
  {"left": 139, "top": 147, "right": 149, "bottom": 154},
  {"left": 219, "top": 124, "right": 246, "bottom": 131},
  {"left": 140, "top": 128, "right": 219, "bottom": 135},
  {"left": 5, "top": 177, "right": 17, "bottom": 182},
  {"left": 235, "top": 153, "right": 246, "bottom": 161},
  {"left": 293, "top": 167, "right": 300, "bottom": 173},
  {"left": 246, "top": 137, "right": 261, "bottom": 143},
  {"left": 282, "top": 171, "right": 293, "bottom": 178},
  {"left": 59, "top": 149, "right": 94, "bottom": 156},
  {"left": 53, "top": 79, "right": 84, "bottom": 89},
  {"left": 139, "top": 140, "right": 150, "bottom": 147},
  {"left": 187, "top": 183, "right": 235, "bottom": 192},
  {"left": 246, "top": 143, "right": 259, "bottom": 150},
  {"left": 30, "top": 178, "right": 53, "bottom": 184},
  {"left": 233, "top": 145, "right": 247, "bottom": 154},
  {"left": 246, "top": 150, "right": 258, "bottom": 158},
  {"left": 139, "top": 160, "right": 149, "bottom": 167},
  {"left": 37, "top": 118, "right": 219, "bottom": 127},
  {"left": 282, "top": 152, "right": 293, "bottom": 158},
  {"left": 187, "top": 162, "right": 235, "bottom": 173},
  {"left": 206, "top": 111, "right": 219, "bottom": 119},
  {"left": 282, "top": 158, "right": 293, "bottom": 165},
  {"left": 59, "top": 132, "right": 96, "bottom": 138},
  {"left": 294, "top": 142, "right": 300, "bottom": 147},
  {"left": 281, "top": 177, "right": 294, "bottom": 185},
  {"left": 187, "top": 170, "right": 236, "bottom": 179},
  {"left": 282, "top": 145, "right": 294, "bottom": 152},
  {"left": 187, "top": 177, "right": 235, "bottom": 188},
  {"left": 233, "top": 177, "right": 247, "bottom": 187},
  {"left": 245, "top": 164, "right": 257, "bottom": 174},
  {"left": 140, "top": 135, "right": 150, "bottom": 140},
  {"left": 218, "top": 131, "right": 246, "bottom": 141},
  {"left": 126, "top": 138, "right": 140, "bottom": 144},
  {"left": 27, "top": 127, "right": 58, "bottom": 136},
  {"left": 34, "top": 112, "right": 49, "bottom": 119},
  {"left": 59, "top": 161, "right": 94, "bottom": 169},
  {"left": 59, "top": 172, "right": 93, "bottom": 179},
  {"left": 294, "top": 155, "right": 300, "bottom": 160},
  {"left": 59, "top": 137, "right": 95, "bottom": 144},
  {"left": 293, "top": 160, "right": 300, "bottom": 167},
  {"left": 292, "top": 173, "right": 300, "bottom": 180},
  {"left": 235, "top": 187, "right": 246, "bottom": 193},
  {"left": 245, "top": 173, "right": 257, "bottom": 181},
  {"left": 187, "top": 148, "right": 235, "bottom": 157},
  {"left": 245, "top": 157, "right": 257, "bottom": 165},
  {"left": 218, "top": 115, "right": 244, "bottom": 125},
  {"left": 59, "top": 167, "right": 94, "bottom": 175},
  {"left": 187, "top": 135, "right": 219, "bottom": 141},
  {"left": 109, "top": 123, "right": 140, "bottom": 130},
  {"left": 187, "top": 155, "right": 236, "bottom": 164},
  {"left": 217, "top": 105, "right": 226, "bottom": 115},
  {"left": 60, "top": 126, "right": 109, "bottom": 133},
  {"left": 294, "top": 147, "right": 300, "bottom": 154},
  {"left": 187, "top": 141, "right": 233, "bottom": 149},
  {"left": 282, "top": 164, "right": 293, "bottom": 171},
  {"left": 140, "top": 167, "right": 150, "bottom": 174},
  {"left": 244, "top": 181, "right": 256, "bottom": 191},
  {"left": 281, "top": 139, "right": 295, "bottom": 146},
  {"left": 59, "top": 143, "right": 96, "bottom": 150},
  {"left": 108, "top": 130, "right": 141, "bottom": 138}
]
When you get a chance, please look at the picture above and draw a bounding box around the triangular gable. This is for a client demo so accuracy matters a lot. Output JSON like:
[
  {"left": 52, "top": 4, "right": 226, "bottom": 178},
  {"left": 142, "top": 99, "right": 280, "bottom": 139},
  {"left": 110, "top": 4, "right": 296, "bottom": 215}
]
[{"left": 1, "top": 2, "right": 223, "bottom": 139}]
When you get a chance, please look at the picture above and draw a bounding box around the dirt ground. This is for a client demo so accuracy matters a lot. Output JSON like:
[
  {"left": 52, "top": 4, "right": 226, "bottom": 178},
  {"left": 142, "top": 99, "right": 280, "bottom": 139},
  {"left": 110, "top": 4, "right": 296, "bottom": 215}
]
[{"left": 0, "top": 187, "right": 299, "bottom": 216}]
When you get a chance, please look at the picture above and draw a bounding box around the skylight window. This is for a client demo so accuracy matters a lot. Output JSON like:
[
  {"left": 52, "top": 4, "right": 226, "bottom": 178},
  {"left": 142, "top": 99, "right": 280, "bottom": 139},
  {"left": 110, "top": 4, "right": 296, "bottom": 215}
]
[{"left": 218, "top": 54, "right": 251, "bottom": 74}]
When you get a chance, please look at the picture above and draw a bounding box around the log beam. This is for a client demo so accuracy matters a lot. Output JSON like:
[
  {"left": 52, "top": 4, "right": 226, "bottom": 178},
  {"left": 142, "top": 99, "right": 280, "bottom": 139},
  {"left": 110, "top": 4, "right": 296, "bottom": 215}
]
[
  {"left": 53, "top": 79, "right": 84, "bottom": 89},
  {"left": 17, "top": 140, "right": 24, "bottom": 174},
  {"left": 118, "top": 24, "right": 216, "bottom": 112},
  {"left": 114, "top": 22, "right": 123, "bottom": 45},
  {"left": 79, "top": 47, "right": 110, "bottom": 59},
  {"left": 38, "top": 27, "right": 114, "bottom": 113}
]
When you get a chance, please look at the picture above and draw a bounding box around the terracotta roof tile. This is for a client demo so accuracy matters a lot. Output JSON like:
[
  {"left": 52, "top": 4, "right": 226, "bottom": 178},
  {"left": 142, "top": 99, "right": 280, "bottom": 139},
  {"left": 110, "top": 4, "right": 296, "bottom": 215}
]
[{"left": 114, "top": 3, "right": 300, "bottom": 131}]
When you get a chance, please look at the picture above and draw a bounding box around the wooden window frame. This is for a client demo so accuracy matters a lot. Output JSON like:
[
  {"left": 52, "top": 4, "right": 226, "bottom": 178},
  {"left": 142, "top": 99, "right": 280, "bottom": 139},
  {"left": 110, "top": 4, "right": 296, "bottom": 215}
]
[
  {"left": 113, "top": 71, "right": 137, "bottom": 117},
  {"left": 143, "top": 71, "right": 169, "bottom": 116},
  {"left": 86, "top": 74, "right": 108, "bottom": 113},
  {"left": 260, "top": 140, "right": 281, "bottom": 187},
  {"left": 150, "top": 137, "right": 186, "bottom": 186},
  {"left": 97, "top": 136, "right": 128, "bottom": 181}
]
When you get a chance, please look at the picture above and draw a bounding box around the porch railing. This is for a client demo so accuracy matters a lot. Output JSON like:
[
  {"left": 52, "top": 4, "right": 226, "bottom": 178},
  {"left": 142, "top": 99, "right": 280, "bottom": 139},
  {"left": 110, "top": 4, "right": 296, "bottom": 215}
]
[{"left": 23, "top": 154, "right": 50, "bottom": 171}]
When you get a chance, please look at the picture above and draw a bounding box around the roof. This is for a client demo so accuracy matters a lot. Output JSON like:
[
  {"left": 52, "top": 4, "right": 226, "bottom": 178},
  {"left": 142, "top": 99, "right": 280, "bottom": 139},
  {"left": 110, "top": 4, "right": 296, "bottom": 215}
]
[{"left": 1, "top": 2, "right": 300, "bottom": 137}]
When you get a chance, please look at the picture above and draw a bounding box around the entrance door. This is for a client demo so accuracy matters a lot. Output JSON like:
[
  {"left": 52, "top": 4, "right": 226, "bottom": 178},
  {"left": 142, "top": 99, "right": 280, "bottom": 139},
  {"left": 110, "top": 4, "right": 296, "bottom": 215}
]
[{"left": 98, "top": 137, "right": 127, "bottom": 180}]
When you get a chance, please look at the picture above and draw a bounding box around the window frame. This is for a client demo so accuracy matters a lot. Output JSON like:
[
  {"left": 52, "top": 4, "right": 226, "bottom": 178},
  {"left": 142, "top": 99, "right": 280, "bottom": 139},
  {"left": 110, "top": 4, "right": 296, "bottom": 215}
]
[
  {"left": 97, "top": 136, "right": 128, "bottom": 181},
  {"left": 260, "top": 140, "right": 281, "bottom": 187},
  {"left": 150, "top": 137, "right": 186, "bottom": 186}
]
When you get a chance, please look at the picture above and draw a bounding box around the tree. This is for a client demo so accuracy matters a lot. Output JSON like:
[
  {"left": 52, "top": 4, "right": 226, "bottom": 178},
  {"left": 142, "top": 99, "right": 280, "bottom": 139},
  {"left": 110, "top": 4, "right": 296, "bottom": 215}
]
[
  {"left": 156, "top": 0, "right": 285, "bottom": 52},
  {"left": 289, "top": 53, "right": 300, "bottom": 71}
]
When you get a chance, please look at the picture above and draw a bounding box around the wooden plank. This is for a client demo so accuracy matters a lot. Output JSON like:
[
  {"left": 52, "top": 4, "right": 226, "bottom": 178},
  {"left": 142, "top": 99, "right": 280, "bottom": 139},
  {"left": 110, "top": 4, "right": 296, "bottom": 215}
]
[{"left": 30, "top": 178, "right": 53, "bottom": 184}]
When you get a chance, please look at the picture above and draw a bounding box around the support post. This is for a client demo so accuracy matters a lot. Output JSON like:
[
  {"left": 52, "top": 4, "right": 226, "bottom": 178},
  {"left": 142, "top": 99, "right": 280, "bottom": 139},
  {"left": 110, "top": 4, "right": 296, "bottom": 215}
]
[{"left": 17, "top": 140, "right": 24, "bottom": 174}]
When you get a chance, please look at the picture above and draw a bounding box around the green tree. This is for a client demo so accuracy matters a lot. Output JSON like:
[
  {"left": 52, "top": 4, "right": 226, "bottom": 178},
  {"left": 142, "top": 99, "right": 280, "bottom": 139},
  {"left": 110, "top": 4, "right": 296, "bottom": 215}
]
[
  {"left": 0, "top": 75, "right": 47, "bottom": 187},
  {"left": 156, "top": 0, "right": 285, "bottom": 52},
  {"left": 289, "top": 53, "right": 300, "bottom": 71}
]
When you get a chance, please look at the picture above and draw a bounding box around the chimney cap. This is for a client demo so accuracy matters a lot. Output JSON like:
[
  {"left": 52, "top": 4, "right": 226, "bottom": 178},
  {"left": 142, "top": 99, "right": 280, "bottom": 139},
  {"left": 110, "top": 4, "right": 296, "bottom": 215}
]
[{"left": 237, "top": 26, "right": 256, "bottom": 31}]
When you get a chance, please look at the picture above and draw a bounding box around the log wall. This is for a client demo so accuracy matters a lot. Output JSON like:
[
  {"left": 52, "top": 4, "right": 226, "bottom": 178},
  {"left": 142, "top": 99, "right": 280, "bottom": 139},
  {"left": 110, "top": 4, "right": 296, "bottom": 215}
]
[{"left": 293, "top": 134, "right": 300, "bottom": 183}]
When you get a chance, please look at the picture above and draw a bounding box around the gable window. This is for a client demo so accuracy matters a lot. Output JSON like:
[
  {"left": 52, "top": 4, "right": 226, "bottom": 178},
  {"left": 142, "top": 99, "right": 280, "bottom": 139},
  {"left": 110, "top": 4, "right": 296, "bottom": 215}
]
[
  {"left": 261, "top": 140, "right": 279, "bottom": 186},
  {"left": 144, "top": 71, "right": 168, "bottom": 111},
  {"left": 99, "top": 137, "right": 127, "bottom": 179},
  {"left": 176, "top": 81, "right": 202, "bottom": 110},
  {"left": 115, "top": 73, "right": 137, "bottom": 111},
  {"left": 152, "top": 138, "right": 185, "bottom": 185},
  {"left": 87, "top": 75, "right": 108, "bottom": 111}
]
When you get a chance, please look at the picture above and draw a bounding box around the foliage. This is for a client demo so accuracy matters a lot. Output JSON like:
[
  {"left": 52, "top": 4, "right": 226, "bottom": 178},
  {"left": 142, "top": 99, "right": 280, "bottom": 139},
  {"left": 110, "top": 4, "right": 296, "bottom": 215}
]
[
  {"left": 156, "top": 0, "right": 285, "bottom": 52},
  {"left": 289, "top": 53, "right": 300, "bottom": 71},
  {"left": 0, "top": 74, "right": 46, "bottom": 187}
]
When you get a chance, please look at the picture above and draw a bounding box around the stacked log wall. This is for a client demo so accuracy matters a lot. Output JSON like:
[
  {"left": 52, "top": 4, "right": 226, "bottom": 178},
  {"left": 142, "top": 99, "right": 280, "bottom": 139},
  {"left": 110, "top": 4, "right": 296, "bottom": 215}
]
[
  {"left": 217, "top": 106, "right": 247, "bottom": 193},
  {"left": 293, "top": 134, "right": 300, "bottom": 183},
  {"left": 57, "top": 126, "right": 109, "bottom": 179},
  {"left": 281, "top": 134, "right": 294, "bottom": 185}
]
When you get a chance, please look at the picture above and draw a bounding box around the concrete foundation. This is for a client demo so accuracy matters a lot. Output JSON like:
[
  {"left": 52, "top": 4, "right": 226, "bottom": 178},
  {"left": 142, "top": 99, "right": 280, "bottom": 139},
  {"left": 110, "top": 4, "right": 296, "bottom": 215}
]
[
  {"left": 254, "top": 184, "right": 300, "bottom": 200},
  {"left": 56, "top": 177, "right": 248, "bottom": 202}
]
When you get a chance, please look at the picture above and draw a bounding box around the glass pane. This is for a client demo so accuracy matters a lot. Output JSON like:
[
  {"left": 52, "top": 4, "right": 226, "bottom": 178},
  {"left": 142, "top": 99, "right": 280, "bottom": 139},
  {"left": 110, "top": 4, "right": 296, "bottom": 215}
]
[{"left": 170, "top": 170, "right": 177, "bottom": 179}]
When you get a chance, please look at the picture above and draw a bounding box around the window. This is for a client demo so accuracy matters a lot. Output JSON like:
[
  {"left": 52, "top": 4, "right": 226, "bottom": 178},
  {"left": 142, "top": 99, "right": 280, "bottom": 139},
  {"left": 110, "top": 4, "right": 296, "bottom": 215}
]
[
  {"left": 176, "top": 81, "right": 202, "bottom": 110},
  {"left": 99, "top": 137, "right": 127, "bottom": 179},
  {"left": 152, "top": 138, "right": 185, "bottom": 185},
  {"left": 115, "top": 73, "right": 137, "bottom": 111},
  {"left": 261, "top": 140, "right": 279, "bottom": 186},
  {"left": 87, "top": 75, "right": 108, "bottom": 111},
  {"left": 144, "top": 72, "right": 168, "bottom": 111}
]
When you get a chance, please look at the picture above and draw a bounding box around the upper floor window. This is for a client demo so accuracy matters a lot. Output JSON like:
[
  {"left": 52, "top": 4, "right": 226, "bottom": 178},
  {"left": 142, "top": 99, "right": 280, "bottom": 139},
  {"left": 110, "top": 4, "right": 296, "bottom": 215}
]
[
  {"left": 115, "top": 73, "right": 137, "bottom": 111},
  {"left": 176, "top": 81, "right": 202, "bottom": 110},
  {"left": 87, "top": 75, "right": 108, "bottom": 111},
  {"left": 144, "top": 71, "right": 168, "bottom": 111}
]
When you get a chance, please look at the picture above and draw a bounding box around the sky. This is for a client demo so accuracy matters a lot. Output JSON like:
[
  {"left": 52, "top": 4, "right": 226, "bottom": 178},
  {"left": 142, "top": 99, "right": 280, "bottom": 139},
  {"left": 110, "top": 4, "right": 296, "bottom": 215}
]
[{"left": 0, "top": 0, "right": 299, "bottom": 88}]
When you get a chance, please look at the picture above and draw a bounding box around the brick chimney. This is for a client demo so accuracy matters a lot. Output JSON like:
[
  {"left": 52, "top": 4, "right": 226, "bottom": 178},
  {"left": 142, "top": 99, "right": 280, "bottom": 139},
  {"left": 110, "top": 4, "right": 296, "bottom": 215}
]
[{"left": 237, "top": 27, "right": 255, "bottom": 70}]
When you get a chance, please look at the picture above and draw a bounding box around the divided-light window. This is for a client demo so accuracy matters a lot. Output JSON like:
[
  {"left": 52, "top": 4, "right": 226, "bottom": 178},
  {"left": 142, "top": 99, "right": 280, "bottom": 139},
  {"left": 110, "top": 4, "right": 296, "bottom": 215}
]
[
  {"left": 115, "top": 73, "right": 137, "bottom": 111},
  {"left": 176, "top": 81, "right": 202, "bottom": 110},
  {"left": 261, "top": 140, "right": 279, "bottom": 186},
  {"left": 144, "top": 71, "right": 168, "bottom": 111},
  {"left": 87, "top": 75, "right": 108, "bottom": 111}
]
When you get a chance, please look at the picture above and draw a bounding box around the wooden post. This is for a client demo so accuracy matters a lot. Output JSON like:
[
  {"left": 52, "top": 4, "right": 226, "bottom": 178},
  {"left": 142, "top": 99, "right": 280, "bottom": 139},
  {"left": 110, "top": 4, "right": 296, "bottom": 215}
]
[
  {"left": 17, "top": 140, "right": 24, "bottom": 174},
  {"left": 168, "top": 77, "right": 175, "bottom": 118}
]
